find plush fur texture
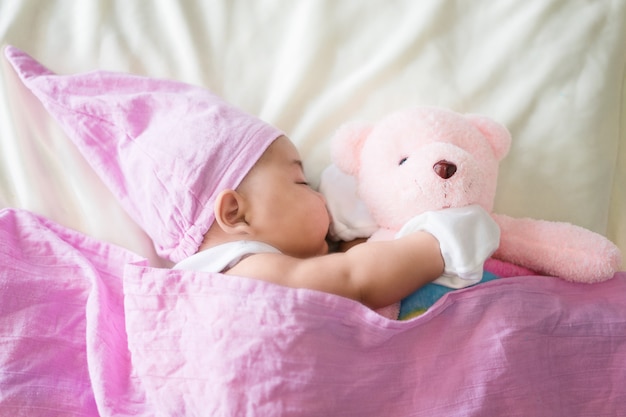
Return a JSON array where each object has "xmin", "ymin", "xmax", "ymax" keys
[{"xmin": 332, "ymin": 106, "xmax": 622, "ymax": 283}]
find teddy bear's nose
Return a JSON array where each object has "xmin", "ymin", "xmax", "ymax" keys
[{"xmin": 433, "ymin": 160, "xmax": 457, "ymax": 179}]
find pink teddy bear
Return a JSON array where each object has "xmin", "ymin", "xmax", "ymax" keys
[{"xmin": 327, "ymin": 106, "xmax": 622, "ymax": 283}]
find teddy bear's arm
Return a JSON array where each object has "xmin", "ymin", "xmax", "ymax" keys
[{"xmin": 491, "ymin": 213, "xmax": 622, "ymax": 283}]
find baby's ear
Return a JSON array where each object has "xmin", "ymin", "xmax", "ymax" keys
[
  {"xmin": 330, "ymin": 121, "xmax": 373, "ymax": 176},
  {"xmin": 213, "ymin": 189, "xmax": 250, "ymax": 234},
  {"xmin": 465, "ymin": 114, "xmax": 512, "ymax": 161}
]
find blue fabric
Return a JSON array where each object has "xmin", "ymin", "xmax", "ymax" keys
[{"xmin": 399, "ymin": 271, "xmax": 500, "ymax": 320}]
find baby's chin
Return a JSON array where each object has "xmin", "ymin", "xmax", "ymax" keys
[
  {"xmin": 306, "ymin": 239, "xmax": 330, "ymax": 257},
  {"xmin": 317, "ymin": 240, "xmax": 330, "ymax": 256},
  {"xmin": 283, "ymin": 239, "xmax": 329, "ymax": 258}
]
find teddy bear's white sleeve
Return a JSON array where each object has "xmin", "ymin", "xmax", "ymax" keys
[
  {"xmin": 395, "ymin": 205, "xmax": 500, "ymax": 289},
  {"xmin": 318, "ymin": 164, "xmax": 379, "ymax": 241}
]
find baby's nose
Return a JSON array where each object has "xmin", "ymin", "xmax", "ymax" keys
[{"xmin": 433, "ymin": 160, "xmax": 457, "ymax": 179}]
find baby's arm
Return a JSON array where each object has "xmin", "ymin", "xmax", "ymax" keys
[{"xmin": 226, "ymin": 231, "xmax": 443, "ymax": 309}]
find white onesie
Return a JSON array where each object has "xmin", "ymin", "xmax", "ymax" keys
[{"xmin": 173, "ymin": 240, "xmax": 281, "ymax": 273}]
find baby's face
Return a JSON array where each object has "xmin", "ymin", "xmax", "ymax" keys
[{"xmin": 236, "ymin": 136, "xmax": 330, "ymax": 258}]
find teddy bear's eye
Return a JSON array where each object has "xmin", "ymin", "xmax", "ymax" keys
[{"xmin": 398, "ymin": 157, "xmax": 408, "ymax": 166}]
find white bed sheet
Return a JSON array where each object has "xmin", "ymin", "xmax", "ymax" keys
[{"xmin": 0, "ymin": 0, "xmax": 624, "ymax": 265}]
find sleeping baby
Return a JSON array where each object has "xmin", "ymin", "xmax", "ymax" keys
[{"xmin": 5, "ymin": 45, "xmax": 499, "ymax": 312}]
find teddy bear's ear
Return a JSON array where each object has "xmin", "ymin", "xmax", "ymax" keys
[
  {"xmin": 465, "ymin": 114, "xmax": 512, "ymax": 161},
  {"xmin": 330, "ymin": 121, "xmax": 374, "ymax": 176}
]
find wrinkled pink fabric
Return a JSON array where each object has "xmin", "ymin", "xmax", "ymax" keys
[
  {"xmin": 1, "ymin": 208, "xmax": 626, "ymax": 416},
  {"xmin": 4, "ymin": 46, "xmax": 283, "ymax": 263},
  {"xmin": 0, "ymin": 208, "xmax": 147, "ymax": 416}
]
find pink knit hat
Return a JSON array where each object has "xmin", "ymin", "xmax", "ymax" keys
[{"xmin": 5, "ymin": 46, "xmax": 283, "ymax": 262}]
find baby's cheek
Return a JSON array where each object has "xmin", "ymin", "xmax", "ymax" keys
[{"xmin": 311, "ymin": 200, "xmax": 331, "ymax": 234}]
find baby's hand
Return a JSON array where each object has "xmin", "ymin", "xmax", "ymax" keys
[{"xmin": 395, "ymin": 205, "xmax": 500, "ymax": 288}]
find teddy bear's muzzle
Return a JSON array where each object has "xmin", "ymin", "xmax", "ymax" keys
[{"xmin": 433, "ymin": 160, "xmax": 457, "ymax": 179}]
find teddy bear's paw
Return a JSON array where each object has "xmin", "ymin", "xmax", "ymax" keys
[
  {"xmin": 560, "ymin": 241, "xmax": 622, "ymax": 283},
  {"xmin": 494, "ymin": 214, "xmax": 622, "ymax": 283}
]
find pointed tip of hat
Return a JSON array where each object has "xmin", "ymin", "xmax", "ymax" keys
[
  {"xmin": 4, "ymin": 45, "xmax": 54, "ymax": 82},
  {"xmin": 4, "ymin": 45, "xmax": 283, "ymax": 263}
]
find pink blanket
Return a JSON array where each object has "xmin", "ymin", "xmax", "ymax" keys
[{"xmin": 1, "ymin": 208, "xmax": 625, "ymax": 416}]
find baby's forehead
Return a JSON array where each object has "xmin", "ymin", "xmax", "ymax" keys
[
  {"xmin": 239, "ymin": 136, "xmax": 298, "ymax": 178},
  {"xmin": 259, "ymin": 136, "xmax": 301, "ymax": 164}
]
